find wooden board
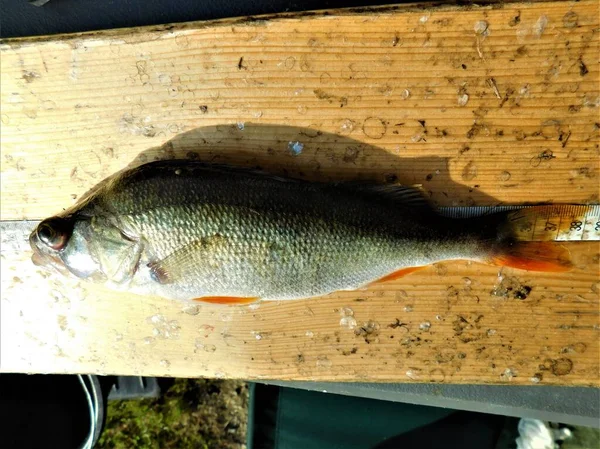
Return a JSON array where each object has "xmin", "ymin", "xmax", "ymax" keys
[{"xmin": 1, "ymin": 1, "xmax": 599, "ymax": 386}]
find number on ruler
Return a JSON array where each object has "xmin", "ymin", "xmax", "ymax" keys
[
  {"xmin": 544, "ymin": 221, "xmax": 558, "ymax": 231},
  {"xmin": 570, "ymin": 221, "xmax": 583, "ymax": 231},
  {"xmin": 595, "ymin": 221, "xmax": 600, "ymax": 232}
]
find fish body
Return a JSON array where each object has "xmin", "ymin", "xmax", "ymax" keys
[{"xmin": 30, "ymin": 161, "xmax": 571, "ymax": 304}]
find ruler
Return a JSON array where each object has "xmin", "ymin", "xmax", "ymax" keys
[
  {"xmin": 1, "ymin": 205, "xmax": 599, "ymax": 252},
  {"xmin": 439, "ymin": 204, "xmax": 600, "ymax": 242}
]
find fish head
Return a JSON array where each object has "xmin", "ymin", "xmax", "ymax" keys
[
  {"xmin": 30, "ymin": 214, "xmax": 108, "ymax": 282},
  {"xmin": 30, "ymin": 169, "xmax": 144, "ymax": 286},
  {"xmin": 30, "ymin": 213, "xmax": 142, "ymax": 284}
]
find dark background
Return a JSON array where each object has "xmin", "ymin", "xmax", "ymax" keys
[{"xmin": 1, "ymin": 0, "xmax": 407, "ymax": 38}]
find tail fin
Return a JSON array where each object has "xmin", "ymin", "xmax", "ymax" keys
[
  {"xmin": 480, "ymin": 206, "xmax": 576, "ymax": 273},
  {"xmin": 490, "ymin": 241, "xmax": 572, "ymax": 272}
]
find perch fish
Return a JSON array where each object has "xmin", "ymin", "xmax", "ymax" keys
[{"xmin": 30, "ymin": 161, "xmax": 572, "ymax": 304}]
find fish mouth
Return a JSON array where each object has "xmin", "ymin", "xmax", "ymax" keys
[
  {"xmin": 29, "ymin": 232, "xmax": 71, "ymax": 277},
  {"xmin": 31, "ymin": 250, "xmax": 71, "ymax": 276},
  {"xmin": 31, "ymin": 251, "xmax": 47, "ymax": 267}
]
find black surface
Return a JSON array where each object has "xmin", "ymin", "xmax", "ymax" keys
[
  {"xmin": 1, "ymin": 0, "xmax": 403, "ymax": 38},
  {"xmin": 374, "ymin": 412, "xmax": 513, "ymax": 449},
  {"xmin": 248, "ymin": 383, "xmax": 514, "ymax": 449},
  {"xmin": 265, "ymin": 380, "xmax": 600, "ymax": 428},
  {"xmin": 0, "ymin": 373, "xmax": 105, "ymax": 449}
]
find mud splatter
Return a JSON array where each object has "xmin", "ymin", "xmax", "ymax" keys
[
  {"xmin": 530, "ymin": 149, "xmax": 556, "ymax": 167},
  {"xmin": 491, "ymin": 275, "xmax": 533, "ymax": 300},
  {"xmin": 339, "ymin": 119, "xmax": 355, "ymax": 135},
  {"xmin": 419, "ymin": 321, "xmax": 431, "ymax": 331},
  {"xmin": 501, "ymin": 368, "xmax": 517, "ymax": 381},
  {"xmin": 474, "ymin": 20, "xmax": 489, "ymax": 58},
  {"xmin": 452, "ymin": 314, "xmax": 489, "ymax": 343},
  {"xmin": 474, "ymin": 20, "xmax": 489, "ymax": 36},
  {"xmin": 509, "ymin": 11, "xmax": 521, "ymax": 27},
  {"xmin": 339, "ymin": 307, "xmax": 357, "ymax": 329},
  {"xmin": 458, "ymin": 83, "xmax": 469, "ymax": 106},
  {"xmin": 533, "ymin": 15, "xmax": 548, "ymax": 37},
  {"xmin": 498, "ymin": 171, "xmax": 511, "ymax": 182},
  {"xmin": 316, "ymin": 356, "xmax": 332, "ymax": 368},
  {"xmin": 388, "ymin": 319, "xmax": 408, "ymax": 330},
  {"xmin": 530, "ymin": 373, "xmax": 543, "ymax": 383},
  {"xmin": 560, "ymin": 343, "xmax": 587, "ymax": 354},
  {"xmin": 461, "ymin": 161, "xmax": 478, "ymax": 181},
  {"xmin": 342, "ymin": 146, "xmax": 362, "ymax": 164},
  {"xmin": 313, "ymin": 89, "xmax": 348, "ymax": 107},
  {"xmin": 341, "ymin": 347, "xmax": 358, "ymax": 356},
  {"xmin": 354, "ymin": 320, "xmax": 380, "ymax": 344},
  {"xmin": 543, "ymin": 358, "xmax": 573, "ymax": 376},
  {"xmin": 466, "ymin": 122, "xmax": 487, "ymax": 139},
  {"xmin": 22, "ymin": 71, "xmax": 40, "ymax": 83},
  {"xmin": 562, "ymin": 11, "xmax": 578, "ymax": 28},
  {"xmin": 362, "ymin": 117, "xmax": 387, "ymax": 139}
]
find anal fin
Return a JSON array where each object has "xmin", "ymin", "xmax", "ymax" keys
[{"xmin": 369, "ymin": 266, "xmax": 427, "ymax": 285}]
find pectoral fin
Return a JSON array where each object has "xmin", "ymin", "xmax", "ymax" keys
[{"xmin": 148, "ymin": 234, "xmax": 228, "ymax": 285}]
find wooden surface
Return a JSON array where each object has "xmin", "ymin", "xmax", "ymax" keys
[{"xmin": 1, "ymin": 1, "xmax": 599, "ymax": 385}]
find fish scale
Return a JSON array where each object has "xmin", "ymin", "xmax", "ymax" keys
[{"xmin": 94, "ymin": 165, "xmax": 458, "ymax": 300}]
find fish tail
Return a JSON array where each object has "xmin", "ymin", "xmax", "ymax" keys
[{"xmin": 478, "ymin": 206, "xmax": 573, "ymax": 272}]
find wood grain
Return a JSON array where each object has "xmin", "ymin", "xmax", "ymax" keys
[{"xmin": 1, "ymin": 1, "xmax": 599, "ymax": 385}]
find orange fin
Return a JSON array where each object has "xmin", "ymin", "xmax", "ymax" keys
[
  {"xmin": 193, "ymin": 296, "xmax": 260, "ymax": 305},
  {"xmin": 370, "ymin": 266, "xmax": 427, "ymax": 285},
  {"xmin": 491, "ymin": 242, "xmax": 572, "ymax": 272}
]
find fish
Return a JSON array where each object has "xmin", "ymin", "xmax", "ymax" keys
[{"xmin": 29, "ymin": 160, "xmax": 573, "ymax": 305}]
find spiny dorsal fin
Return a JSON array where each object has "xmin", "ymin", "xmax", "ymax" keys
[
  {"xmin": 123, "ymin": 160, "xmax": 298, "ymax": 186},
  {"xmin": 123, "ymin": 160, "xmax": 434, "ymax": 210}
]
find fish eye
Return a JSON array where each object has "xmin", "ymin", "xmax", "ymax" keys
[{"xmin": 36, "ymin": 218, "xmax": 71, "ymax": 251}]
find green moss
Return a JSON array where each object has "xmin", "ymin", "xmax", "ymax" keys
[
  {"xmin": 97, "ymin": 379, "xmax": 248, "ymax": 449},
  {"xmin": 562, "ymin": 426, "xmax": 600, "ymax": 449}
]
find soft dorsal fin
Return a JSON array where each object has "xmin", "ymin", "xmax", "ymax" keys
[
  {"xmin": 333, "ymin": 181, "xmax": 433, "ymax": 210},
  {"xmin": 364, "ymin": 184, "xmax": 432, "ymax": 208}
]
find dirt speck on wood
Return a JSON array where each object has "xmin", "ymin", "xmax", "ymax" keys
[{"xmin": 97, "ymin": 379, "xmax": 248, "ymax": 449}]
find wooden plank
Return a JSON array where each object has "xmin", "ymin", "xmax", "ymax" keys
[{"xmin": 1, "ymin": 1, "xmax": 599, "ymax": 385}]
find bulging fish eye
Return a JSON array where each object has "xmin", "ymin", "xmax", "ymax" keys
[{"xmin": 36, "ymin": 218, "xmax": 72, "ymax": 251}]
